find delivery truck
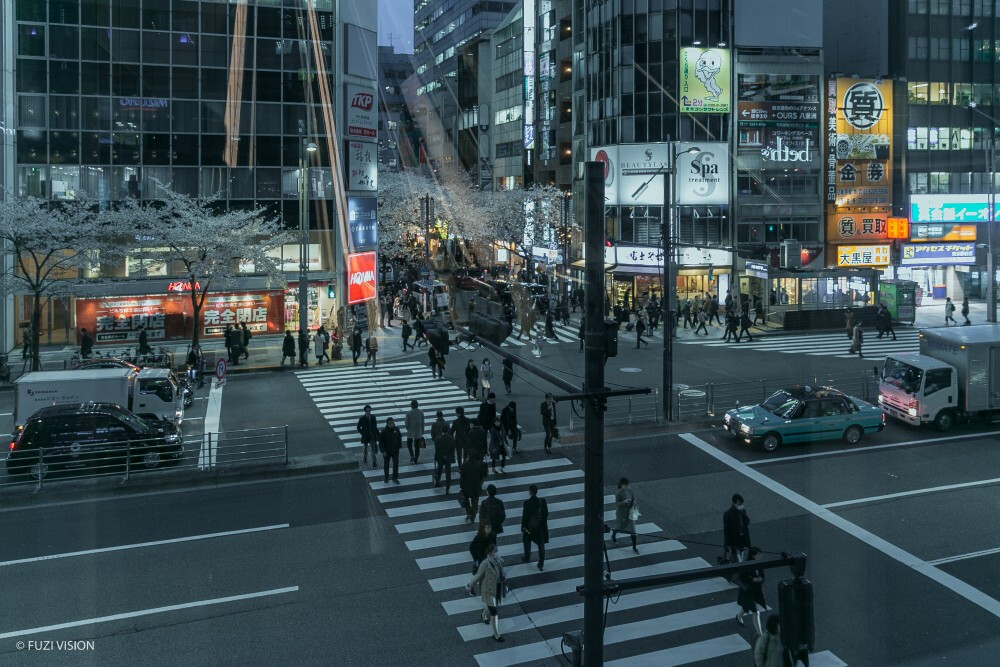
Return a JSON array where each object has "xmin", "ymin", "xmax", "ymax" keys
[
  {"xmin": 14, "ymin": 368, "xmax": 184, "ymax": 428},
  {"xmin": 879, "ymin": 324, "xmax": 1000, "ymax": 431}
]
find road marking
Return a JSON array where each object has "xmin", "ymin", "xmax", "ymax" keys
[
  {"xmin": 603, "ymin": 635, "xmax": 750, "ymax": 667},
  {"xmin": 370, "ymin": 458, "xmax": 573, "ymax": 490},
  {"xmin": 405, "ymin": 509, "xmax": 617, "ymax": 551},
  {"xmin": 384, "ymin": 482, "xmax": 586, "ymax": 518},
  {"xmin": 681, "ymin": 432, "xmax": 1000, "ymax": 621},
  {"xmin": 746, "ymin": 430, "xmax": 1000, "ymax": 466},
  {"xmin": 0, "ymin": 524, "xmax": 290, "ymax": 567},
  {"xmin": 395, "ymin": 495, "xmax": 615, "ymax": 535},
  {"xmin": 377, "ymin": 469, "xmax": 584, "ymax": 504},
  {"xmin": 823, "ymin": 476, "xmax": 1000, "ymax": 509},
  {"xmin": 928, "ymin": 546, "xmax": 1000, "ymax": 566},
  {"xmin": 0, "ymin": 586, "xmax": 299, "ymax": 640}
]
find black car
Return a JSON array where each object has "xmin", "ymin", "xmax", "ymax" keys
[{"xmin": 6, "ymin": 403, "xmax": 183, "ymax": 479}]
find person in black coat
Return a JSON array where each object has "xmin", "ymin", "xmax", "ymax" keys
[
  {"xmin": 379, "ymin": 417, "xmax": 403, "ymax": 484},
  {"xmin": 224, "ymin": 324, "xmax": 234, "ymax": 363},
  {"xmin": 541, "ymin": 394, "xmax": 557, "ymax": 454},
  {"xmin": 296, "ymin": 329, "xmax": 309, "ymax": 366},
  {"xmin": 478, "ymin": 483, "xmax": 507, "ymax": 536},
  {"xmin": 137, "ymin": 326, "xmax": 150, "ymax": 355},
  {"xmin": 521, "ymin": 484, "xmax": 549, "ymax": 570},
  {"xmin": 735, "ymin": 547, "xmax": 766, "ymax": 635},
  {"xmin": 465, "ymin": 360, "xmax": 479, "ymax": 399},
  {"xmin": 736, "ymin": 310, "xmax": 754, "ymax": 343},
  {"xmin": 876, "ymin": 303, "xmax": 897, "ymax": 340},
  {"xmin": 401, "ymin": 319, "xmax": 414, "ymax": 351},
  {"xmin": 451, "ymin": 406, "xmax": 472, "ymax": 464},
  {"xmin": 79, "ymin": 328, "xmax": 94, "ymax": 359},
  {"xmin": 351, "ymin": 328, "xmax": 363, "ymax": 365},
  {"xmin": 501, "ymin": 358, "xmax": 514, "ymax": 395},
  {"xmin": 477, "ymin": 393, "xmax": 497, "ymax": 430},
  {"xmin": 723, "ymin": 493, "xmax": 751, "ymax": 562},
  {"xmin": 356, "ymin": 404, "xmax": 379, "ymax": 467},
  {"xmin": 414, "ymin": 316, "xmax": 427, "ymax": 347},
  {"xmin": 468, "ymin": 422, "xmax": 488, "ymax": 462},
  {"xmin": 281, "ymin": 330, "xmax": 296, "ymax": 366},
  {"xmin": 241, "ymin": 322, "xmax": 252, "ymax": 359},
  {"xmin": 433, "ymin": 428, "xmax": 456, "ymax": 494},
  {"xmin": 460, "ymin": 455, "xmax": 488, "ymax": 523},
  {"xmin": 500, "ymin": 401, "xmax": 519, "ymax": 453}
]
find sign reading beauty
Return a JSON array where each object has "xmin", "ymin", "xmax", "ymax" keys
[{"xmin": 347, "ymin": 251, "xmax": 378, "ymax": 304}]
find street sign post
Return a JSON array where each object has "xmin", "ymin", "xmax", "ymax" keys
[{"xmin": 215, "ymin": 358, "xmax": 227, "ymax": 387}]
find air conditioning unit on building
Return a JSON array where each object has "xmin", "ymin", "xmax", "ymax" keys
[{"xmin": 781, "ymin": 240, "xmax": 803, "ymax": 269}]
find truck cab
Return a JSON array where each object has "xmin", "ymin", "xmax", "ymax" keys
[
  {"xmin": 134, "ymin": 369, "xmax": 185, "ymax": 426},
  {"xmin": 879, "ymin": 352, "xmax": 958, "ymax": 430}
]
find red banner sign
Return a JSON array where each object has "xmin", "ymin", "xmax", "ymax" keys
[{"xmin": 347, "ymin": 252, "xmax": 378, "ymax": 304}]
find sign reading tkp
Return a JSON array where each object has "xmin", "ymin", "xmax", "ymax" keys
[
  {"xmin": 346, "ymin": 83, "xmax": 377, "ymax": 138},
  {"xmin": 347, "ymin": 251, "xmax": 377, "ymax": 304}
]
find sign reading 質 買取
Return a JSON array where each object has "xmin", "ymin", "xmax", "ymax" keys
[
  {"xmin": 901, "ymin": 243, "xmax": 976, "ymax": 266},
  {"xmin": 826, "ymin": 213, "xmax": 889, "ymax": 242},
  {"xmin": 836, "ymin": 245, "xmax": 891, "ymax": 267}
]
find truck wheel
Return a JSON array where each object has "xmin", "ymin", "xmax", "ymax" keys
[
  {"xmin": 761, "ymin": 433, "xmax": 781, "ymax": 452},
  {"xmin": 933, "ymin": 410, "xmax": 954, "ymax": 432},
  {"xmin": 843, "ymin": 425, "xmax": 864, "ymax": 445}
]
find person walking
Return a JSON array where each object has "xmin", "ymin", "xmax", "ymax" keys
[
  {"xmin": 636, "ymin": 316, "xmax": 649, "ymax": 347},
  {"xmin": 414, "ymin": 315, "xmax": 428, "ymax": 346},
  {"xmin": 314, "ymin": 326, "xmax": 328, "ymax": 365},
  {"xmin": 351, "ymin": 327, "xmax": 363, "ymax": 365},
  {"xmin": 297, "ymin": 329, "xmax": 309, "ymax": 367},
  {"xmin": 502, "ymin": 358, "xmax": 514, "ymax": 395},
  {"xmin": 479, "ymin": 483, "xmax": 507, "ymax": 537},
  {"xmin": 722, "ymin": 311, "xmax": 738, "ymax": 342},
  {"xmin": 224, "ymin": 324, "xmax": 235, "ymax": 363},
  {"xmin": 480, "ymin": 358, "xmax": 494, "ymax": 396},
  {"xmin": 405, "ymin": 399, "xmax": 425, "ymax": 464},
  {"xmin": 501, "ymin": 401, "xmax": 519, "ymax": 454},
  {"xmin": 137, "ymin": 325, "xmax": 151, "ymax": 355},
  {"xmin": 401, "ymin": 319, "xmax": 414, "ymax": 351},
  {"xmin": 468, "ymin": 419, "xmax": 488, "ymax": 463},
  {"xmin": 488, "ymin": 417, "xmax": 508, "ymax": 474},
  {"xmin": 736, "ymin": 547, "xmax": 767, "ymax": 636},
  {"xmin": 753, "ymin": 615, "xmax": 785, "ymax": 667},
  {"xmin": 432, "ymin": 411, "xmax": 456, "ymax": 493},
  {"xmin": 364, "ymin": 331, "xmax": 379, "ymax": 368},
  {"xmin": 465, "ymin": 360, "xmax": 479, "ymax": 400},
  {"xmin": 281, "ymin": 330, "xmax": 296, "ymax": 366},
  {"xmin": 945, "ymin": 297, "xmax": 957, "ymax": 325},
  {"xmin": 80, "ymin": 328, "xmax": 94, "ymax": 359},
  {"xmin": 241, "ymin": 322, "xmax": 252, "ymax": 360},
  {"xmin": 682, "ymin": 298, "xmax": 693, "ymax": 329},
  {"xmin": 708, "ymin": 295, "xmax": 722, "ymax": 326},
  {"xmin": 521, "ymin": 484, "xmax": 549, "ymax": 570},
  {"xmin": 466, "ymin": 542, "xmax": 506, "ymax": 643},
  {"xmin": 469, "ymin": 522, "xmax": 494, "ymax": 572},
  {"xmin": 379, "ymin": 417, "xmax": 402, "ymax": 484},
  {"xmin": 849, "ymin": 321, "xmax": 864, "ymax": 357},
  {"xmin": 533, "ymin": 329, "xmax": 545, "ymax": 357},
  {"xmin": 451, "ymin": 406, "xmax": 472, "ymax": 464},
  {"xmin": 736, "ymin": 308, "xmax": 754, "ymax": 343},
  {"xmin": 229, "ymin": 325, "xmax": 243, "ymax": 365},
  {"xmin": 876, "ymin": 303, "xmax": 896, "ymax": 340},
  {"xmin": 356, "ymin": 404, "xmax": 379, "ymax": 467},
  {"xmin": 723, "ymin": 493, "xmax": 752, "ymax": 562},
  {"xmin": 460, "ymin": 454, "xmax": 487, "ymax": 523},
  {"xmin": 694, "ymin": 307, "xmax": 709, "ymax": 336},
  {"xmin": 752, "ymin": 298, "xmax": 765, "ymax": 327},
  {"xmin": 541, "ymin": 393, "xmax": 558, "ymax": 454},
  {"xmin": 477, "ymin": 392, "xmax": 498, "ymax": 430},
  {"xmin": 961, "ymin": 296, "xmax": 971, "ymax": 325},
  {"xmin": 611, "ymin": 477, "xmax": 639, "ymax": 553},
  {"xmin": 429, "ymin": 344, "xmax": 443, "ymax": 378}
]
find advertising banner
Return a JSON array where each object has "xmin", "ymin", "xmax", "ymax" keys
[
  {"xmin": 910, "ymin": 222, "xmax": 977, "ymax": 242},
  {"xmin": 901, "ymin": 243, "xmax": 977, "ymax": 266},
  {"xmin": 675, "ymin": 142, "xmax": 729, "ymax": 205},
  {"xmin": 347, "ymin": 197, "xmax": 378, "ymax": 251},
  {"xmin": 346, "ymin": 84, "xmax": 377, "ymax": 138},
  {"xmin": 826, "ymin": 78, "xmax": 893, "ymax": 208},
  {"xmin": 347, "ymin": 140, "xmax": 377, "ymax": 191},
  {"xmin": 835, "ymin": 244, "xmax": 891, "ymax": 267},
  {"xmin": 826, "ymin": 213, "xmax": 889, "ymax": 243},
  {"xmin": 347, "ymin": 251, "xmax": 378, "ymax": 304},
  {"xmin": 201, "ymin": 292, "xmax": 284, "ymax": 337},
  {"xmin": 679, "ymin": 48, "xmax": 731, "ymax": 113},
  {"xmin": 909, "ymin": 194, "xmax": 998, "ymax": 223}
]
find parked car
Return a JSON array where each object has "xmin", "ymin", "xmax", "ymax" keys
[
  {"xmin": 6, "ymin": 402, "xmax": 183, "ymax": 480},
  {"xmin": 723, "ymin": 385, "xmax": 885, "ymax": 452},
  {"xmin": 72, "ymin": 357, "xmax": 194, "ymax": 408}
]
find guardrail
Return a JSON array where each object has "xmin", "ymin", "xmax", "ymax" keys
[
  {"xmin": 0, "ymin": 425, "xmax": 288, "ymax": 491},
  {"xmin": 565, "ymin": 391, "xmax": 660, "ymax": 432}
]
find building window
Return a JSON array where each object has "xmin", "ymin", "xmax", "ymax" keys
[
  {"xmin": 908, "ymin": 81, "xmax": 929, "ymax": 103},
  {"xmin": 953, "ymin": 82, "xmax": 973, "ymax": 105},
  {"xmin": 953, "ymin": 37, "xmax": 971, "ymax": 60},
  {"xmin": 909, "ymin": 172, "xmax": 928, "ymax": 194},
  {"xmin": 974, "ymin": 39, "xmax": 993, "ymax": 61},
  {"xmin": 953, "ymin": 0, "xmax": 972, "ymax": 14},
  {"xmin": 909, "ymin": 0, "xmax": 929, "ymax": 12},
  {"xmin": 929, "ymin": 172, "xmax": 950, "ymax": 193},
  {"xmin": 908, "ymin": 36, "xmax": 929, "ymax": 59},
  {"xmin": 930, "ymin": 36, "xmax": 950, "ymax": 59},
  {"xmin": 929, "ymin": 82, "xmax": 950, "ymax": 104},
  {"xmin": 929, "ymin": 0, "xmax": 950, "ymax": 13}
]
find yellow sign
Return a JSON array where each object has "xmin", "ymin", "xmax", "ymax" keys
[
  {"xmin": 827, "ymin": 213, "xmax": 889, "ymax": 243},
  {"xmin": 826, "ymin": 78, "xmax": 893, "ymax": 209},
  {"xmin": 836, "ymin": 245, "xmax": 891, "ymax": 267},
  {"xmin": 679, "ymin": 48, "xmax": 730, "ymax": 114},
  {"xmin": 887, "ymin": 217, "xmax": 909, "ymax": 240}
]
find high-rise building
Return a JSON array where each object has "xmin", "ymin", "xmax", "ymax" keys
[{"xmin": 377, "ymin": 45, "xmax": 416, "ymax": 171}]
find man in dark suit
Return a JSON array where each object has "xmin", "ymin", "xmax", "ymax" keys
[
  {"xmin": 356, "ymin": 404, "xmax": 379, "ymax": 467},
  {"xmin": 476, "ymin": 393, "xmax": 497, "ymax": 430},
  {"xmin": 478, "ymin": 484, "xmax": 506, "ymax": 543},
  {"xmin": 379, "ymin": 417, "xmax": 403, "ymax": 484},
  {"xmin": 521, "ymin": 484, "xmax": 549, "ymax": 570}
]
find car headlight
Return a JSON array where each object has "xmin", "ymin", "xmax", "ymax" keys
[
  {"xmin": 877, "ymin": 394, "xmax": 884, "ymax": 403},
  {"xmin": 907, "ymin": 407, "xmax": 918, "ymax": 417},
  {"xmin": 740, "ymin": 423, "xmax": 752, "ymax": 435}
]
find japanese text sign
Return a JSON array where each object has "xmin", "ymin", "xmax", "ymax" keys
[{"xmin": 836, "ymin": 245, "xmax": 891, "ymax": 267}]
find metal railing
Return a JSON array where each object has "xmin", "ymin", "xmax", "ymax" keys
[
  {"xmin": 0, "ymin": 425, "xmax": 288, "ymax": 492},
  {"xmin": 673, "ymin": 370, "xmax": 879, "ymax": 420},
  {"xmin": 566, "ymin": 390, "xmax": 660, "ymax": 432}
]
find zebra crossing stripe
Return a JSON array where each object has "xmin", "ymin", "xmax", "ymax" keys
[
  {"xmin": 369, "ymin": 458, "xmax": 573, "ymax": 491},
  {"xmin": 384, "ymin": 482, "xmax": 585, "ymax": 518},
  {"xmin": 404, "ymin": 509, "xmax": 617, "ymax": 552},
  {"xmin": 395, "ymin": 495, "xmax": 612, "ymax": 536},
  {"xmin": 376, "ymin": 469, "xmax": 583, "ymax": 504},
  {"xmin": 603, "ymin": 635, "xmax": 750, "ymax": 667}
]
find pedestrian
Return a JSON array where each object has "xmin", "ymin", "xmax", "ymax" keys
[
  {"xmin": 469, "ymin": 419, "xmax": 488, "ymax": 462},
  {"xmin": 224, "ymin": 324, "xmax": 234, "ymax": 362},
  {"xmin": 80, "ymin": 327, "xmax": 94, "ymax": 359},
  {"xmin": 736, "ymin": 547, "xmax": 766, "ymax": 636},
  {"xmin": 460, "ymin": 453, "xmax": 487, "ymax": 523},
  {"xmin": 961, "ymin": 296, "xmax": 971, "ymax": 325},
  {"xmin": 723, "ymin": 493, "xmax": 752, "ymax": 562},
  {"xmin": 314, "ymin": 326, "xmax": 328, "ymax": 365},
  {"xmin": 636, "ymin": 315, "xmax": 649, "ymax": 347},
  {"xmin": 694, "ymin": 307, "xmax": 709, "ymax": 336},
  {"xmin": 736, "ymin": 308, "xmax": 754, "ymax": 343},
  {"xmin": 241, "ymin": 322, "xmax": 252, "ymax": 360},
  {"xmin": 876, "ymin": 303, "xmax": 896, "ymax": 340},
  {"xmin": 351, "ymin": 327, "xmax": 363, "ymax": 365},
  {"xmin": 611, "ymin": 477, "xmax": 639, "ymax": 553},
  {"xmin": 850, "ymin": 321, "xmax": 864, "ymax": 357},
  {"xmin": 541, "ymin": 393, "xmax": 558, "ymax": 454},
  {"xmin": 281, "ymin": 330, "xmax": 296, "ymax": 366},
  {"xmin": 432, "ymin": 411, "xmax": 456, "ymax": 493},
  {"xmin": 488, "ymin": 417, "xmax": 508, "ymax": 474},
  {"xmin": 379, "ymin": 416, "xmax": 402, "ymax": 484},
  {"xmin": 293, "ymin": 329, "xmax": 306, "ymax": 367},
  {"xmin": 405, "ymin": 399, "xmax": 425, "ymax": 464},
  {"xmin": 480, "ymin": 358, "xmax": 493, "ymax": 395},
  {"xmin": 21, "ymin": 323, "xmax": 32, "ymax": 364},
  {"xmin": 578, "ymin": 315, "xmax": 585, "ymax": 352},
  {"xmin": 545, "ymin": 309, "xmax": 556, "ymax": 339},
  {"xmin": 722, "ymin": 311, "xmax": 736, "ymax": 342},
  {"xmin": 465, "ymin": 359, "xmax": 479, "ymax": 399},
  {"xmin": 708, "ymin": 295, "xmax": 722, "ymax": 325},
  {"xmin": 533, "ymin": 329, "xmax": 545, "ymax": 357},
  {"xmin": 477, "ymin": 392, "xmax": 497, "ymax": 430},
  {"xmin": 429, "ymin": 344, "xmax": 443, "ymax": 378},
  {"xmin": 414, "ymin": 315, "xmax": 428, "ymax": 346},
  {"xmin": 479, "ymin": 483, "xmax": 507, "ymax": 537},
  {"xmin": 364, "ymin": 331, "xmax": 379, "ymax": 368},
  {"xmin": 845, "ymin": 308, "xmax": 856, "ymax": 340},
  {"xmin": 357, "ymin": 404, "xmax": 379, "ymax": 467},
  {"xmin": 521, "ymin": 484, "xmax": 549, "ymax": 570},
  {"xmin": 401, "ymin": 319, "xmax": 414, "ymax": 351},
  {"xmin": 466, "ymin": 541, "xmax": 506, "ymax": 643},
  {"xmin": 753, "ymin": 615, "xmax": 785, "ymax": 667},
  {"xmin": 945, "ymin": 297, "xmax": 957, "ymax": 325},
  {"xmin": 613, "ymin": 302, "xmax": 623, "ymax": 329},
  {"xmin": 451, "ymin": 405, "xmax": 472, "ymax": 464},
  {"xmin": 502, "ymin": 358, "xmax": 514, "ymax": 395},
  {"xmin": 469, "ymin": 522, "xmax": 494, "ymax": 572},
  {"xmin": 137, "ymin": 325, "xmax": 150, "ymax": 355},
  {"xmin": 682, "ymin": 298, "xmax": 693, "ymax": 328},
  {"xmin": 753, "ymin": 298, "xmax": 765, "ymax": 326},
  {"xmin": 501, "ymin": 401, "xmax": 519, "ymax": 454}
]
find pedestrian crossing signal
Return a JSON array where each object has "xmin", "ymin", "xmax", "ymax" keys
[{"xmin": 778, "ymin": 577, "xmax": 815, "ymax": 654}]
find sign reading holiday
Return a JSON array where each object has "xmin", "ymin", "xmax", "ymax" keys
[
  {"xmin": 347, "ymin": 251, "xmax": 378, "ymax": 304},
  {"xmin": 347, "ymin": 197, "xmax": 378, "ymax": 251},
  {"xmin": 901, "ymin": 243, "xmax": 976, "ymax": 266},
  {"xmin": 679, "ymin": 48, "xmax": 731, "ymax": 114},
  {"xmin": 835, "ymin": 244, "xmax": 891, "ymax": 268},
  {"xmin": 346, "ymin": 84, "xmax": 377, "ymax": 138},
  {"xmin": 826, "ymin": 78, "xmax": 893, "ymax": 208}
]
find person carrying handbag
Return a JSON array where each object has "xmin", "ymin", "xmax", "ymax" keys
[
  {"xmin": 480, "ymin": 358, "xmax": 493, "ymax": 394},
  {"xmin": 611, "ymin": 477, "xmax": 639, "ymax": 553},
  {"xmin": 466, "ymin": 542, "xmax": 506, "ymax": 643},
  {"xmin": 753, "ymin": 615, "xmax": 787, "ymax": 667}
]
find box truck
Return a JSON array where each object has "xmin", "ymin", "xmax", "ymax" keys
[
  {"xmin": 15, "ymin": 368, "xmax": 184, "ymax": 428},
  {"xmin": 879, "ymin": 324, "xmax": 1000, "ymax": 431}
]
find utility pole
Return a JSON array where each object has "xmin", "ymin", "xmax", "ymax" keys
[
  {"xmin": 661, "ymin": 164, "xmax": 674, "ymax": 421},
  {"xmin": 988, "ymin": 136, "xmax": 997, "ymax": 322}
]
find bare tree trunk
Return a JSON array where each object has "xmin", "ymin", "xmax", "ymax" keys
[
  {"xmin": 190, "ymin": 288, "xmax": 200, "ymax": 349},
  {"xmin": 31, "ymin": 290, "xmax": 42, "ymax": 372}
]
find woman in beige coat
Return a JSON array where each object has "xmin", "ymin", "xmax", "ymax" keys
[{"xmin": 467, "ymin": 542, "xmax": 506, "ymax": 642}]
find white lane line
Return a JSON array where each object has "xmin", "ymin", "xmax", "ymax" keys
[
  {"xmin": 472, "ymin": 603, "xmax": 736, "ymax": 667},
  {"xmin": 0, "ymin": 524, "xmax": 290, "ymax": 567},
  {"xmin": 369, "ymin": 458, "xmax": 573, "ymax": 490},
  {"xmin": 376, "ymin": 469, "xmax": 583, "ymax": 504},
  {"xmin": 604, "ymin": 634, "xmax": 750, "ymax": 667},
  {"xmin": 0, "ymin": 412, "xmax": 12, "ymax": 417},
  {"xmin": 746, "ymin": 430, "xmax": 1000, "ymax": 466},
  {"xmin": 364, "ymin": 461, "xmax": 436, "ymax": 477},
  {"xmin": 397, "ymin": 495, "xmax": 614, "ymax": 535},
  {"xmin": 928, "ymin": 546, "xmax": 1000, "ymax": 566},
  {"xmin": 200, "ymin": 377, "xmax": 224, "ymax": 469},
  {"xmin": 0, "ymin": 586, "xmax": 300, "ymax": 640},
  {"xmin": 681, "ymin": 432, "xmax": 1000, "ymax": 621},
  {"xmin": 823, "ymin": 476, "xmax": 1000, "ymax": 509},
  {"xmin": 429, "ymin": 539, "xmax": 686, "ymax": 593},
  {"xmin": 807, "ymin": 651, "xmax": 850, "ymax": 666},
  {"xmin": 385, "ymin": 483, "xmax": 585, "ymax": 518},
  {"xmin": 406, "ymin": 510, "xmax": 616, "ymax": 552}
]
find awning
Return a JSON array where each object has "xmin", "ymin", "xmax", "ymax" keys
[
  {"xmin": 570, "ymin": 260, "xmax": 616, "ymax": 271},
  {"xmin": 612, "ymin": 265, "xmax": 664, "ymax": 276}
]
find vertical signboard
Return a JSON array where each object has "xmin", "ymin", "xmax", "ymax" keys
[
  {"xmin": 346, "ymin": 84, "xmax": 377, "ymax": 138},
  {"xmin": 523, "ymin": 0, "xmax": 536, "ymax": 151},
  {"xmin": 347, "ymin": 140, "xmax": 377, "ymax": 191},
  {"xmin": 346, "ymin": 251, "xmax": 378, "ymax": 304},
  {"xmin": 347, "ymin": 197, "xmax": 378, "ymax": 251},
  {"xmin": 679, "ymin": 48, "xmax": 731, "ymax": 114},
  {"xmin": 675, "ymin": 142, "xmax": 730, "ymax": 205}
]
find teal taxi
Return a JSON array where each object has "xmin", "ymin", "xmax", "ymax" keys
[{"xmin": 722, "ymin": 385, "xmax": 885, "ymax": 452}]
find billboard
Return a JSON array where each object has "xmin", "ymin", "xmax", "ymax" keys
[
  {"xmin": 347, "ymin": 197, "xmax": 378, "ymax": 251},
  {"xmin": 826, "ymin": 213, "xmax": 889, "ymax": 243},
  {"xmin": 910, "ymin": 194, "xmax": 998, "ymax": 223},
  {"xmin": 675, "ymin": 142, "xmax": 729, "ymax": 205},
  {"xmin": 826, "ymin": 78, "xmax": 893, "ymax": 208},
  {"xmin": 347, "ymin": 251, "xmax": 378, "ymax": 304},
  {"xmin": 910, "ymin": 222, "xmax": 977, "ymax": 242},
  {"xmin": 901, "ymin": 243, "xmax": 976, "ymax": 266},
  {"xmin": 835, "ymin": 245, "xmax": 891, "ymax": 267},
  {"xmin": 346, "ymin": 140, "xmax": 377, "ymax": 191},
  {"xmin": 679, "ymin": 48, "xmax": 731, "ymax": 113},
  {"xmin": 346, "ymin": 84, "xmax": 377, "ymax": 138}
]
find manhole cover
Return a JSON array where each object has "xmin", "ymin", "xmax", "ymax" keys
[
  {"xmin": 679, "ymin": 389, "xmax": 706, "ymax": 398},
  {"xmin": 619, "ymin": 367, "xmax": 642, "ymax": 373}
]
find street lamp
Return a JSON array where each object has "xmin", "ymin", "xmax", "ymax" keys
[
  {"xmin": 969, "ymin": 102, "xmax": 998, "ymax": 323},
  {"xmin": 298, "ymin": 140, "xmax": 318, "ymax": 339}
]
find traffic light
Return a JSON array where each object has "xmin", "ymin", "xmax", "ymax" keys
[
  {"xmin": 327, "ymin": 285, "xmax": 336, "ymax": 299},
  {"xmin": 469, "ymin": 313, "xmax": 512, "ymax": 346},
  {"xmin": 424, "ymin": 324, "xmax": 450, "ymax": 356},
  {"xmin": 778, "ymin": 577, "xmax": 815, "ymax": 654},
  {"xmin": 603, "ymin": 318, "xmax": 619, "ymax": 358}
]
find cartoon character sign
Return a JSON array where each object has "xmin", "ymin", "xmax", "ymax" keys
[{"xmin": 695, "ymin": 52, "xmax": 723, "ymax": 101}]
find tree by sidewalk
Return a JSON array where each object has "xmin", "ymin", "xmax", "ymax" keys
[
  {"xmin": 0, "ymin": 195, "xmax": 127, "ymax": 371},
  {"xmin": 122, "ymin": 184, "xmax": 289, "ymax": 349}
]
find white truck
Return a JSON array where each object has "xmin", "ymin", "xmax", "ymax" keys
[
  {"xmin": 879, "ymin": 324, "xmax": 1000, "ymax": 431},
  {"xmin": 14, "ymin": 368, "xmax": 185, "ymax": 428}
]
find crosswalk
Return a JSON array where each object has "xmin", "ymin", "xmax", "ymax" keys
[
  {"xmin": 677, "ymin": 328, "xmax": 919, "ymax": 361},
  {"xmin": 501, "ymin": 321, "xmax": 579, "ymax": 347},
  {"xmin": 364, "ymin": 457, "xmax": 847, "ymax": 666},
  {"xmin": 295, "ymin": 361, "xmax": 480, "ymax": 449}
]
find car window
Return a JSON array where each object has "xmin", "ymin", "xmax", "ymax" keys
[
  {"xmin": 762, "ymin": 391, "xmax": 793, "ymax": 413},
  {"xmin": 924, "ymin": 368, "xmax": 952, "ymax": 397},
  {"xmin": 821, "ymin": 399, "xmax": 849, "ymax": 416},
  {"xmin": 94, "ymin": 416, "xmax": 128, "ymax": 436},
  {"xmin": 801, "ymin": 401, "xmax": 823, "ymax": 419},
  {"xmin": 140, "ymin": 377, "xmax": 174, "ymax": 402}
]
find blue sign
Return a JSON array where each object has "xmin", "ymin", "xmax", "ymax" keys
[
  {"xmin": 347, "ymin": 197, "xmax": 377, "ymax": 251},
  {"xmin": 909, "ymin": 194, "xmax": 999, "ymax": 223},
  {"xmin": 900, "ymin": 242, "xmax": 976, "ymax": 266}
]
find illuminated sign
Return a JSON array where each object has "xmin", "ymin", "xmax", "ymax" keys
[
  {"xmin": 523, "ymin": 0, "xmax": 535, "ymax": 149},
  {"xmin": 118, "ymin": 97, "xmax": 168, "ymax": 111},
  {"xmin": 346, "ymin": 83, "xmax": 377, "ymax": 138},
  {"xmin": 901, "ymin": 243, "xmax": 976, "ymax": 266},
  {"xmin": 679, "ymin": 48, "xmax": 731, "ymax": 114},
  {"xmin": 827, "ymin": 78, "xmax": 893, "ymax": 208},
  {"xmin": 347, "ymin": 251, "xmax": 378, "ymax": 304},
  {"xmin": 887, "ymin": 217, "xmax": 909, "ymax": 240},
  {"xmin": 910, "ymin": 223, "xmax": 977, "ymax": 242},
  {"xmin": 836, "ymin": 245, "xmax": 890, "ymax": 267},
  {"xmin": 745, "ymin": 261, "xmax": 769, "ymax": 278},
  {"xmin": 909, "ymin": 194, "xmax": 999, "ymax": 223},
  {"xmin": 167, "ymin": 281, "xmax": 202, "ymax": 292},
  {"xmin": 347, "ymin": 197, "xmax": 378, "ymax": 251},
  {"xmin": 760, "ymin": 136, "xmax": 813, "ymax": 162},
  {"xmin": 826, "ymin": 214, "xmax": 889, "ymax": 242}
]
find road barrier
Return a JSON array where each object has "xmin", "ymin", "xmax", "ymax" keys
[
  {"xmin": 0, "ymin": 425, "xmax": 288, "ymax": 492},
  {"xmin": 566, "ymin": 391, "xmax": 660, "ymax": 432}
]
